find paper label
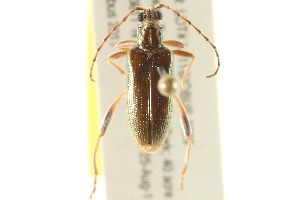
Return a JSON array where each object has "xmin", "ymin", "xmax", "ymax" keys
[{"xmin": 91, "ymin": 0, "xmax": 223, "ymax": 199}]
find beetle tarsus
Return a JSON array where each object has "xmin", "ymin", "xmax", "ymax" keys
[{"xmin": 89, "ymin": 176, "xmax": 97, "ymax": 199}]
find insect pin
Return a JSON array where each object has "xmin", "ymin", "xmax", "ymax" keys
[{"xmin": 89, "ymin": 4, "xmax": 220, "ymax": 199}]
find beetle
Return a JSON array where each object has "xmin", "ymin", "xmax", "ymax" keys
[{"xmin": 89, "ymin": 4, "xmax": 220, "ymax": 199}]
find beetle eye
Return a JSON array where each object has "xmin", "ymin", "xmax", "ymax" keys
[
  {"xmin": 138, "ymin": 12, "xmax": 144, "ymax": 22},
  {"xmin": 156, "ymin": 11, "xmax": 162, "ymax": 20}
]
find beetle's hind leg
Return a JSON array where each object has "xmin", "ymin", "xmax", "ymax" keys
[
  {"xmin": 174, "ymin": 95, "xmax": 192, "ymax": 190},
  {"xmin": 90, "ymin": 92, "xmax": 125, "ymax": 199}
]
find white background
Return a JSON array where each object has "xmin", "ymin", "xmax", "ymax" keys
[
  {"xmin": 215, "ymin": 1, "xmax": 300, "ymax": 199},
  {"xmin": 215, "ymin": 0, "xmax": 300, "ymax": 200},
  {"xmin": 0, "ymin": 1, "xmax": 89, "ymax": 200},
  {"xmin": 0, "ymin": 0, "xmax": 300, "ymax": 200}
]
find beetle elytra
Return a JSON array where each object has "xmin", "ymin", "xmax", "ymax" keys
[{"xmin": 89, "ymin": 4, "xmax": 220, "ymax": 199}]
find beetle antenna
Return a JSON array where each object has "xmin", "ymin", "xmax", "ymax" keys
[{"xmin": 154, "ymin": 4, "xmax": 220, "ymax": 78}]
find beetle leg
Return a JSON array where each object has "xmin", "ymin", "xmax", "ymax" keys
[
  {"xmin": 163, "ymin": 40, "xmax": 185, "ymax": 50},
  {"xmin": 115, "ymin": 40, "xmax": 137, "ymax": 51},
  {"xmin": 90, "ymin": 92, "xmax": 125, "ymax": 199},
  {"xmin": 172, "ymin": 50, "xmax": 196, "ymax": 89},
  {"xmin": 107, "ymin": 51, "xmax": 129, "ymax": 75},
  {"xmin": 106, "ymin": 40, "xmax": 137, "ymax": 75},
  {"xmin": 174, "ymin": 95, "xmax": 192, "ymax": 190}
]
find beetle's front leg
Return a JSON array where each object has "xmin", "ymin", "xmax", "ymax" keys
[
  {"xmin": 163, "ymin": 40, "xmax": 185, "ymax": 50},
  {"xmin": 115, "ymin": 40, "xmax": 137, "ymax": 50},
  {"xmin": 174, "ymin": 95, "xmax": 192, "ymax": 190},
  {"xmin": 90, "ymin": 92, "xmax": 125, "ymax": 199}
]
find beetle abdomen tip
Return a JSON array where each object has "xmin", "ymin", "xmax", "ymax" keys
[{"xmin": 143, "ymin": 146, "xmax": 158, "ymax": 153}]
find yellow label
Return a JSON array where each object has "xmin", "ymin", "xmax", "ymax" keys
[{"xmin": 87, "ymin": 0, "xmax": 102, "ymax": 177}]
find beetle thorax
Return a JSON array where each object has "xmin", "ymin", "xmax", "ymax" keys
[{"xmin": 137, "ymin": 26, "xmax": 163, "ymax": 50}]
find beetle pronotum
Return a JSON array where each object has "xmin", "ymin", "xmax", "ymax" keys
[{"xmin": 89, "ymin": 4, "xmax": 220, "ymax": 199}]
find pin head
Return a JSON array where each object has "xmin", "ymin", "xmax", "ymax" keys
[{"xmin": 157, "ymin": 75, "xmax": 179, "ymax": 97}]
